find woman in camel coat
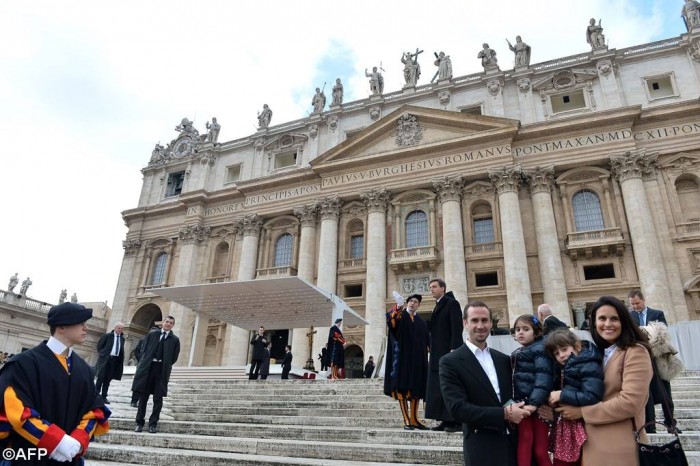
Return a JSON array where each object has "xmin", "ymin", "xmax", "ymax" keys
[{"xmin": 557, "ymin": 296, "xmax": 653, "ymax": 466}]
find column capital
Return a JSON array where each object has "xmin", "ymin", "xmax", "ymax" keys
[
  {"xmin": 432, "ymin": 176, "xmax": 464, "ymax": 203},
  {"xmin": 236, "ymin": 213, "xmax": 263, "ymax": 237},
  {"xmin": 360, "ymin": 188, "xmax": 391, "ymax": 213},
  {"xmin": 523, "ymin": 165, "xmax": 555, "ymax": 195},
  {"xmin": 318, "ymin": 196, "xmax": 342, "ymax": 221},
  {"xmin": 293, "ymin": 203, "xmax": 319, "ymax": 227},
  {"xmin": 122, "ymin": 238, "xmax": 142, "ymax": 255},
  {"xmin": 610, "ymin": 150, "xmax": 658, "ymax": 183},
  {"xmin": 489, "ymin": 165, "xmax": 523, "ymax": 195},
  {"xmin": 178, "ymin": 223, "xmax": 212, "ymax": 244}
]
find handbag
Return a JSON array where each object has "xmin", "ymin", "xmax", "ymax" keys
[{"xmin": 633, "ymin": 420, "xmax": 688, "ymax": 466}]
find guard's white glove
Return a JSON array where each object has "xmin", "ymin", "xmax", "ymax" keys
[
  {"xmin": 392, "ymin": 291, "xmax": 404, "ymax": 307},
  {"xmin": 49, "ymin": 434, "xmax": 81, "ymax": 462}
]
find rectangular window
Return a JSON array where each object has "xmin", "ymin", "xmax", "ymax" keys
[
  {"xmin": 274, "ymin": 152, "xmax": 297, "ymax": 169},
  {"xmin": 165, "ymin": 171, "xmax": 185, "ymax": 197},
  {"xmin": 473, "ymin": 218, "xmax": 495, "ymax": 244},
  {"xmin": 475, "ymin": 272, "xmax": 499, "ymax": 287},
  {"xmin": 583, "ymin": 263, "xmax": 615, "ymax": 280},
  {"xmin": 460, "ymin": 105, "xmax": 483, "ymax": 115},
  {"xmin": 644, "ymin": 74, "xmax": 677, "ymax": 101},
  {"xmin": 350, "ymin": 235, "xmax": 364, "ymax": 259},
  {"xmin": 226, "ymin": 165, "xmax": 241, "ymax": 183},
  {"xmin": 550, "ymin": 89, "xmax": 586, "ymax": 114},
  {"xmin": 343, "ymin": 283, "xmax": 363, "ymax": 298}
]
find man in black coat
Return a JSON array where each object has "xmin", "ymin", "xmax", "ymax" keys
[
  {"xmin": 536, "ymin": 304, "xmax": 568, "ymax": 335},
  {"xmin": 132, "ymin": 315, "xmax": 180, "ymax": 434},
  {"xmin": 95, "ymin": 323, "xmax": 125, "ymax": 404},
  {"xmin": 249, "ymin": 326, "xmax": 268, "ymax": 380},
  {"xmin": 364, "ymin": 356, "xmax": 375, "ymax": 378},
  {"xmin": 440, "ymin": 301, "xmax": 531, "ymax": 466},
  {"xmin": 425, "ymin": 278, "xmax": 463, "ymax": 432},
  {"xmin": 281, "ymin": 345, "xmax": 292, "ymax": 379}
]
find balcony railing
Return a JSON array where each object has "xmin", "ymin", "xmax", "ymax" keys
[
  {"xmin": 338, "ymin": 258, "xmax": 366, "ymax": 268},
  {"xmin": 0, "ymin": 290, "xmax": 107, "ymax": 329},
  {"xmin": 205, "ymin": 276, "xmax": 230, "ymax": 283},
  {"xmin": 256, "ymin": 266, "xmax": 298, "ymax": 278},
  {"xmin": 676, "ymin": 221, "xmax": 700, "ymax": 237},
  {"xmin": 465, "ymin": 242, "xmax": 503, "ymax": 255},
  {"xmin": 389, "ymin": 245, "xmax": 439, "ymax": 272},
  {"xmin": 565, "ymin": 227, "xmax": 625, "ymax": 259}
]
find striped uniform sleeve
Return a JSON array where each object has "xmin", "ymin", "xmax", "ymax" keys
[
  {"xmin": 70, "ymin": 405, "xmax": 111, "ymax": 455},
  {"xmin": 2, "ymin": 386, "xmax": 65, "ymax": 454}
]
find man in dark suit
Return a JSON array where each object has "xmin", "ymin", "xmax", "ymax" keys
[
  {"xmin": 249, "ymin": 326, "xmax": 268, "ymax": 380},
  {"xmin": 281, "ymin": 345, "xmax": 292, "ymax": 379},
  {"xmin": 363, "ymin": 355, "xmax": 375, "ymax": 378},
  {"xmin": 425, "ymin": 278, "xmax": 463, "ymax": 432},
  {"xmin": 440, "ymin": 301, "xmax": 531, "ymax": 466},
  {"xmin": 628, "ymin": 289, "xmax": 676, "ymax": 433},
  {"xmin": 536, "ymin": 304, "xmax": 568, "ymax": 335},
  {"xmin": 95, "ymin": 323, "xmax": 125, "ymax": 404},
  {"xmin": 132, "ymin": 315, "xmax": 180, "ymax": 434}
]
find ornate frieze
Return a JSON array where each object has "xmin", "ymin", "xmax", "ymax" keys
[
  {"xmin": 308, "ymin": 124, "xmax": 319, "ymax": 140},
  {"xmin": 327, "ymin": 116, "xmax": 338, "ymax": 132},
  {"xmin": 487, "ymin": 79, "xmax": 503, "ymax": 96},
  {"xmin": 489, "ymin": 165, "xmax": 523, "ymax": 195},
  {"xmin": 523, "ymin": 166, "xmax": 555, "ymax": 194},
  {"xmin": 610, "ymin": 150, "xmax": 658, "ymax": 183},
  {"xmin": 293, "ymin": 204, "xmax": 319, "ymax": 227},
  {"xmin": 122, "ymin": 239, "xmax": 142, "ymax": 255},
  {"xmin": 438, "ymin": 90, "xmax": 451, "ymax": 105},
  {"xmin": 360, "ymin": 188, "xmax": 391, "ymax": 213},
  {"xmin": 517, "ymin": 78, "xmax": 531, "ymax": 94},
  {"xmin": 237, "ymin": 214, "xmax": 263, "ymax": 237},
  {"xmin": 318, "ymin": 196, "xmax": 342, "ymax": 221},
  {"xmin": 432, "ymin": 176, "xmax": 464, "ymax": 203},
  {"xmin": 369, "ymin": 106, "xmax": 381, "ymax": 121},
  {"xmin": 178, "ymin": 223, "xmax": 212, "ymax": 244},
  {"xmin": 395, "ymin": 114, "xmax": 423, "ymax": 147},
  {"xmin": 401, "ymin": 276, "xmax": 431, "ymax": 294}
]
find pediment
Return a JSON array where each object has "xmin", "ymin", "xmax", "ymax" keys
[
  {"xmin": 660, "ymin": 152, "xmax": 700, "ymax": 170},
  {"xmin": 311, "ymin": 105, "xmax": 519, "ymax": 169}
]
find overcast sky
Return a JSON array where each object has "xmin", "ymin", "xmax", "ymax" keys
[{"xmin": 0, "ymin": 0, "xmax": 685, "ymax": 307}]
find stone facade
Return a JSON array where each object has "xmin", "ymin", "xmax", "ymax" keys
[{"xmin": 113, "ymin": 32, "xmax": 700, "ymax": 369}]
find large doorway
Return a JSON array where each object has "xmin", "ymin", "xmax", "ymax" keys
[{"xmin": 344, "ymin": 344, "xmax": 364, "ymax": 379}]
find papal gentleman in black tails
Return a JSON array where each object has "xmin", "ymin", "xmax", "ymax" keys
[
  {"xmin": 95, "ymin": 322, "xmax": 125, "ymax": 404},
  {"xmin": 425, "ymin": 278, "xmax": 463, "ymax": 432},
  {"xmin": 384, "ymin": 293, "xmax": 430, "ymax": 430}
]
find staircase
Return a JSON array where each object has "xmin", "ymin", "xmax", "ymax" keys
[{"xmin": 85, "ymin": 371, "xmax": 700, "ymax": 465}]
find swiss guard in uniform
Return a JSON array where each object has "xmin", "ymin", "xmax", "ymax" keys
[{"xmin": 327, "ymin": 318, "xmax": 346, "ymax": 379}]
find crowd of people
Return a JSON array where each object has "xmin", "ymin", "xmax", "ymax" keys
[{"xmin": 383, "ymin": 279, "xmax": 684, "ymax": 466}]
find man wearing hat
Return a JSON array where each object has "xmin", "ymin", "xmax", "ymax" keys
[
  {"xmin": 132, "ymin": 315, "xmax": 180, "ymax": 434},
  {"xmin": 384, "ymin": 293, "xmax": 430, "ymax": 430},
  {"xmin": 0, "ymin": 302, "xmax": 110, "ymax": 464},
  {"xmin": 327, "ymin": 318, "xmax": 346, "ymax": 379}
]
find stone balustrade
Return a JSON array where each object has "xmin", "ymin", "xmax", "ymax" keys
[
  {"xmin": 676, "ymin": 221, "xmax": 700, "ymax": 236},
  {"xmin": 465, "ymin": 241, "xmax": 503, "ymax": 254},
  {"xmin": 388, "ymin": 245, "xmax": 439, "ymax": 272},
  {"xmin": 255, "ymin": 266, "xmax": 298, "ymax": 278}
]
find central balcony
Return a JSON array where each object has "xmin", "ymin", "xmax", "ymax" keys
[
  {"xmin": 565, "ymin": 227, "xmax": 625, "ymax": 260},
  {"xmin": 389, "ymin": 245, "xmax": 439, "ymax": 273},
  {"xmin": 256, "ymin": 266, "xmax": 298, "ymax": 278}
]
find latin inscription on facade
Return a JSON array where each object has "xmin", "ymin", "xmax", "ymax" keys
[
  {"xmin": 245, "ymin": 184, "xmax": 321, "ymax": 206},
  {"xmin": 187, "ymin": 203, "xmax": 245, "ymax": 217}
]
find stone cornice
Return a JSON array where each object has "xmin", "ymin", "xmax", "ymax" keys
[
  {"xmin": 360, "ymin": 188, "xmax": 392, "ymax": 213},
  {"xmin": 610, "ymin": 150, "xmax": 658, "ymax": 183},
  {"xmin": 432, "ymin": 176, "xmax": 464, "ymax": 203},
  {"xmin": 236, "ymin": 214, "xmax": 263, "ymax": 237},
  {"xmin": 178, "ymin": 223, "xmax": 212, "ymax": 244},
  {"xmin": 318, "ymin": 197, "xmax": 342, "ymax": 221},
  {"xmin": 293, "ymin": 203, "xmax": 319, "ymax": 227},
  {"xmin": 523, "ymin": 165, "xmax": 555, "ymax": 195},
  {"xmin": 489, "ymin": 165, "xmax": 523, "ymax": 195}
]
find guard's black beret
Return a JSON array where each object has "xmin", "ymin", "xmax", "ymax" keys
[
  {"xmin": 47, "ymin": 302, "xmax": 93, "ymax": 326},
  {"xmin": 334, "ymin": 318, "xmax": 343, "ymax": 324},
  {"xmin": 406, "ymin": 294, "xmax": 423, "ymax": 303}
]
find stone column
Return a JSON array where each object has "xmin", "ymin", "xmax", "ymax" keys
[
  {"xmin": 432, "ymin": 176, "xmax": 468, "ymax": 306},
  {"xmin": 312, "ymin": 197, "xmax": 342, "ymax": 365},
  {"xmin": 524, "ymin": 166, "xmax": 570, "ymax": 323},
  {"xmin": 291, "ymin": 203, "xmax": 319, "ymax": 369},
  {"xmin": 489, "ymin": 165, "xmax": 533, "ymax": 323},
  {"xmin": 170, "ymin": 223, "xmax": 212, "ymax": 366},
  {"xmin": 110, "ymin": 239, "xmax": 142, "ymax": 330},
  {"xmin": 228, "ymin": 214, "xmax": 263, "ymax": 365},
  {"xmin": 610, "ymin": 151, "xmax": 673, "ymax": 311},
  {"xmin": 361, "ymin": 188, "xmax": 391, "ymax": 367}
]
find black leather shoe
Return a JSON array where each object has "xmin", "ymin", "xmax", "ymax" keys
[
  {"xmin": 103, "ymin": 398, "xmax": 110, "ymax": 404},
  {"xmin": 130, "ymin": 402, "xmax": 138, "ymax": 408},
  {"xmin": 412, "ymin": 423, "xmax": 429, "ymax": 430},
  {"xmin": 134, "ymin": 425, "xmax": 143, "ymax": 433},
  {"xmin": 148, "ymin": 426, "xmax": 157, "ymax": 434},
  {"xmin": 445, "ymin": 424, "xmax": 461, "ymax": 433},
  {"xmin": 403, "ymin": 425, "xmax": 414, "ymax": 430},
  {"xmin": 431, "ymin": 422, "xmax": 446, "ymax": 431}
]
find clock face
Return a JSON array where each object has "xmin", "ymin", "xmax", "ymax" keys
[{"xmin": 174, "ymin": 137, "xmax": 193, "ymax": 157}]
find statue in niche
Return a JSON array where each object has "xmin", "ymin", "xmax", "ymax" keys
[
  {"xmin": 257, "ymin": 104, "xmax": 272, "ymax": 128},
  {"xmin": 433, "ymin": 51, "xmax": 453, "ymax": 81},
  {"xmin": 507, "ymin": 36, "xmax": 531, "ymax": 68},
  {"xmin": 311, "ymin": 87, "xmax": 326, "ymax": 114},
  {"xmin": 365, "ymin": 66, "xmax": 384, "ymax": 95},
  {"xmin": 19, "ymin": 277, "xmax": 32, "ymax": 296},
  {"xmin": 478, "ymin": 43, "xmax": 499, "ymax": 71},
  {"xmin": 205, "ymin": 117, "xmax": 220, "ymax": 143},
  {"xmin": 586, "ymin": 18, "xmax": 606, "ymax": 50},
  {"xmin": 331, "ymin": 78, "xmax": 343, "ymax": 106},
  {"xmin": 59, "ymin": 289, "xmax": 67, "ymax": 304},
  {"xmin": 8, "ymin": 273, "xmax": 18, "ymax": 293},
  {"xmin": 71, "ymin": 292, "xmax": 78, "ymax": 303},
  {"xmin": 401, "ymin": 49, "xmax": 423, "ymax": 86},
  {"xmin": 682, "ymin": 0, "xmax": 700, "ymax": 31}
]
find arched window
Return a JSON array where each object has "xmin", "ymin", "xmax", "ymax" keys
[
  {"xmin": 346, "ymin": 219, "xmax": 365, "ymax": 259},
  {"xmin": 274, "ymin": 233, "xmax": 293, "ymax": 267},
  {"xmin": 405, "ymin": 210, "xmax": 429, "ymax": 248},
  {"xmin": 472, "ymin": 203, "xmax": 494, "ymax": 244},
  {"xmin": 211, "ymin": 242, "xmax": 230, "ymax": 277},
  {"xmin": 572, "ymin": 190, "xmax": 604, "ymax": 231},
  {"xmin": 151, "ymin": 252, "xmax": 167, "ymax": 285},
  {"xmin": 676, "ymin": 176, "xmax": 700, "ymax": 221}
]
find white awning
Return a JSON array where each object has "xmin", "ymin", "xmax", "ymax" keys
[{"xmin": 151, "ymin": 276, "xmax": 367, "ymax": 330}]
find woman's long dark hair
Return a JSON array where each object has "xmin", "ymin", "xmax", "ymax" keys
[{"xmin": 589, "ymin": 296, "xmax": 650, "ymax": 353}]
